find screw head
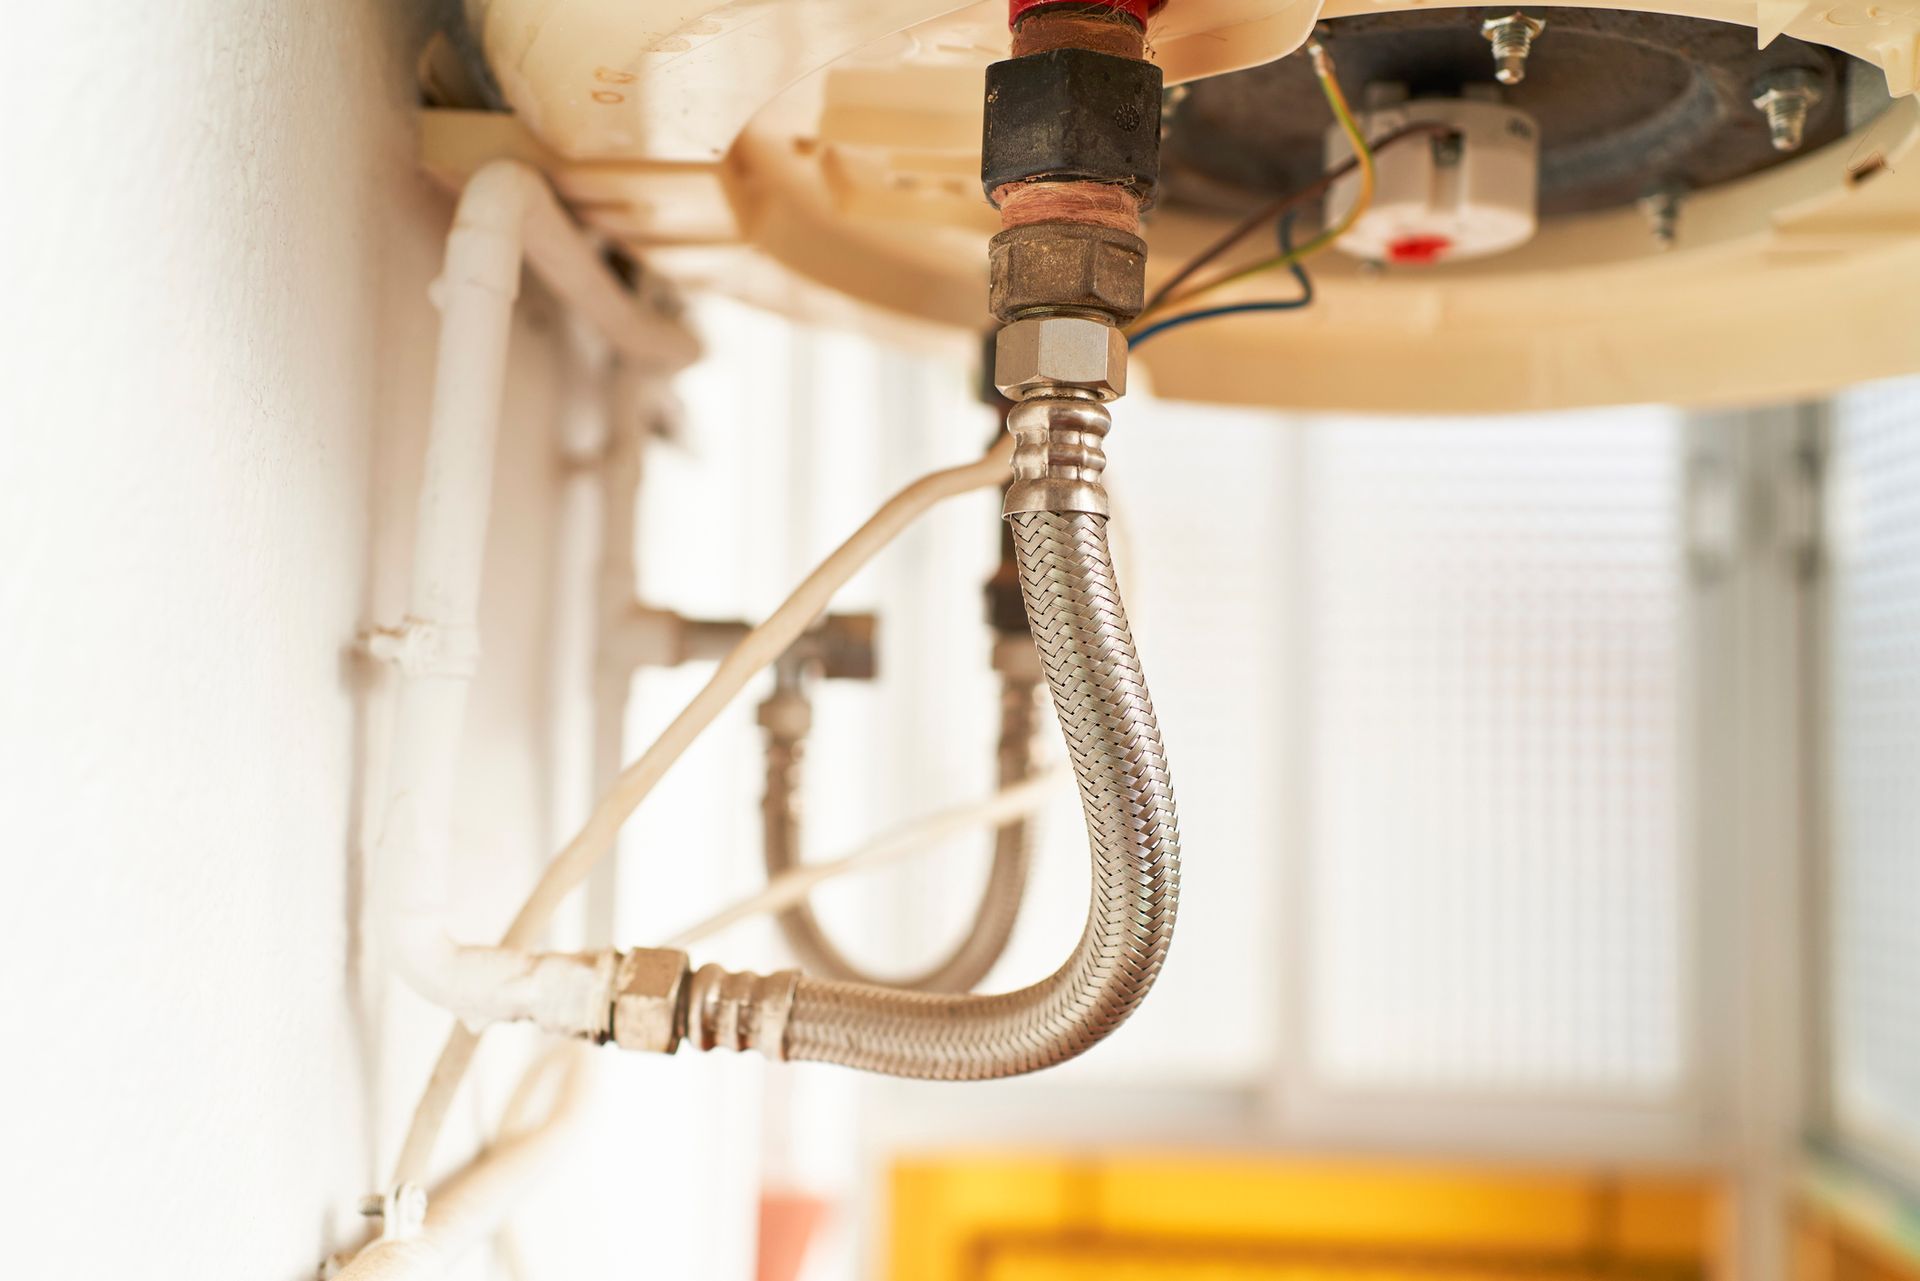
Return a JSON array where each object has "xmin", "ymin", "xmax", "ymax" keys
[
  {"xmin": 1481, "ymin": 12, "xmax": 1546, "ymax": 38},
  {"xmin": 1481, "ymin": 13, "xmax": 1546, "ymax": 85},
  {"xmin": 1750, "ymin": 67, "xmax": 1823, "ymax": 152},
  {"xmin": 1638, "ymin": 183, "xmax": 1684, "ymax": 250},
  {"xmin": 1750, "ymin": 66, "xmax": 1822, "ymax": 108}
]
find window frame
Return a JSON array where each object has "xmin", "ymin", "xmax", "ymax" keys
[
  {"xmin": 1807, "ymin": 380, "xmax": 1920, "ymax": 1200},
  {"xmin": 1262, "ymin": 408, "xmax": 1815, "ymax": 1185}
]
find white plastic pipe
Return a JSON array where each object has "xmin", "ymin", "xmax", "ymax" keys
[{"xmin": 372, "ymin": 160, "xmax": 694, "ymax": 1038}]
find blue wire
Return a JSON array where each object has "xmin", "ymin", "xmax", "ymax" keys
[{"xmin": 1129, "ymin": 212, "xmax": 1314, "ymax": 349}]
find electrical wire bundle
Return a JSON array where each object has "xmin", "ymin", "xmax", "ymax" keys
[
  {"xmin": 1128, "ymin": 38, "xmax": 1455, "ymax": 348},
  {"xmin": 1130, "ymin": 211, "xmax": 1316, "ymax": 347}
]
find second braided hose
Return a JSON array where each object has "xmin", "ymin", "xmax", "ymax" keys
[{"xmin": 762, "ymin": 670, "xmax": 1042, "ymax": 993}]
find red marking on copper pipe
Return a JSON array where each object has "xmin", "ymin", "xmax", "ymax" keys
[{"xmin": 1008, "ymin": 0, "xmax": 1165, "ymax": 29}]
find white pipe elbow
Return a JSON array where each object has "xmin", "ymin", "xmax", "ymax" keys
[{"xmin": 372, "ymin": 159, "xmax": 673, "ymax": 1041}]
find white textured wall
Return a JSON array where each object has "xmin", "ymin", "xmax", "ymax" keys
[{"xmin": 0, "ymin": 4, "xmax": 571, "ymax": 1275}]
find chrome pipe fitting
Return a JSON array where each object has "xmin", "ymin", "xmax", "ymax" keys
[
  {"xmin": 993, "ymin": 314, "xmax": 1127, "ymax": 402},
  {"xmin": 686, "ymin": 963, "xmax": 799, "ymax": 1056},
  {"xmin": 1002, "ymin": 394, "xmax": 1112, "ymax": 517}
]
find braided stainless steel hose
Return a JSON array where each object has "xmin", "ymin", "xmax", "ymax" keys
[
  {"xmin": 619, "ymin": 392, "xmax": 1181, "ymax": 1080},
  {"xmin": 782, "ymin": 480, "xmax": 1180, "ymax": 1077},
  {"xmin": 607, "ymin": 9, "xmax": 1179, "ymax": 1074},
  {"xmin": 759, "ymin": 668, "xmax": 1044, "ymax": 993}
]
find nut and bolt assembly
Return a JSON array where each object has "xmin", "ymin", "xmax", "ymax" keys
[
  {"xmin": 1481, "ymin": 12, "xmax": 1546, "ymax": 86},
  {"xmin": 1751, "ymin": 68, "xmax": 1824, "ymax": 152}
]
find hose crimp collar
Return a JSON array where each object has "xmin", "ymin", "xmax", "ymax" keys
[
  {"xmin": 1002, "ymin": 393, "xmax": 1112, "ymax": 517},
  {"xmin": 686, "ymin": 964, "xmax": 800, "ymax": 1059}
]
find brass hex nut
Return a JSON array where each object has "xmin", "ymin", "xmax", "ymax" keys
[
  {"xmin": 994, "ymin": 314, "xmax": 1128, "ymax": 401},
  {"xmin": 611, "ymin": 947, "xmax": 691, "ymax": 1053},
  {"xmin": 988, "ymin": 223, "xmax": 1148, "ymax": 323}
]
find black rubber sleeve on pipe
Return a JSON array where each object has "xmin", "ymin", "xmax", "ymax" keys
[{"xmin": 980, "ymin": 49, "xmax": 1164, "ymax": 206}]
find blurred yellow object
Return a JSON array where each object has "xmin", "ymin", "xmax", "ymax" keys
[{"xmin": 889, "ymin": 1154, "xmax": 1722, "ymax": 1281}]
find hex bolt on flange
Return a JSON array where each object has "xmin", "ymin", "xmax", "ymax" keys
[
  {"xmin": 1751, "ymin": 68, "xmax": 1823, "ymax": 152},
  {"xmin": 1638, "ymin": 182, "xmax": 1685, "ymax": 250},
  {"xmin": 1481, "ymin": 12, "xmax": 1546, "ymax": 86}
]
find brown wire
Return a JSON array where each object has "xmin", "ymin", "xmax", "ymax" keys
[{"xmin": 1142, "ymin": 122, "xmax": 1459, "ymax": 315}]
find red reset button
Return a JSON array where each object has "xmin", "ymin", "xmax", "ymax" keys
[{"xmin": 1387, "ymin": 234, "xmax": 1455, "ymax": 265}]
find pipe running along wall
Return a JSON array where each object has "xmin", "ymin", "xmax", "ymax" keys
[{"xmin": 369, "ymin": 158, "xmax": 696, "ymax": 1042}]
